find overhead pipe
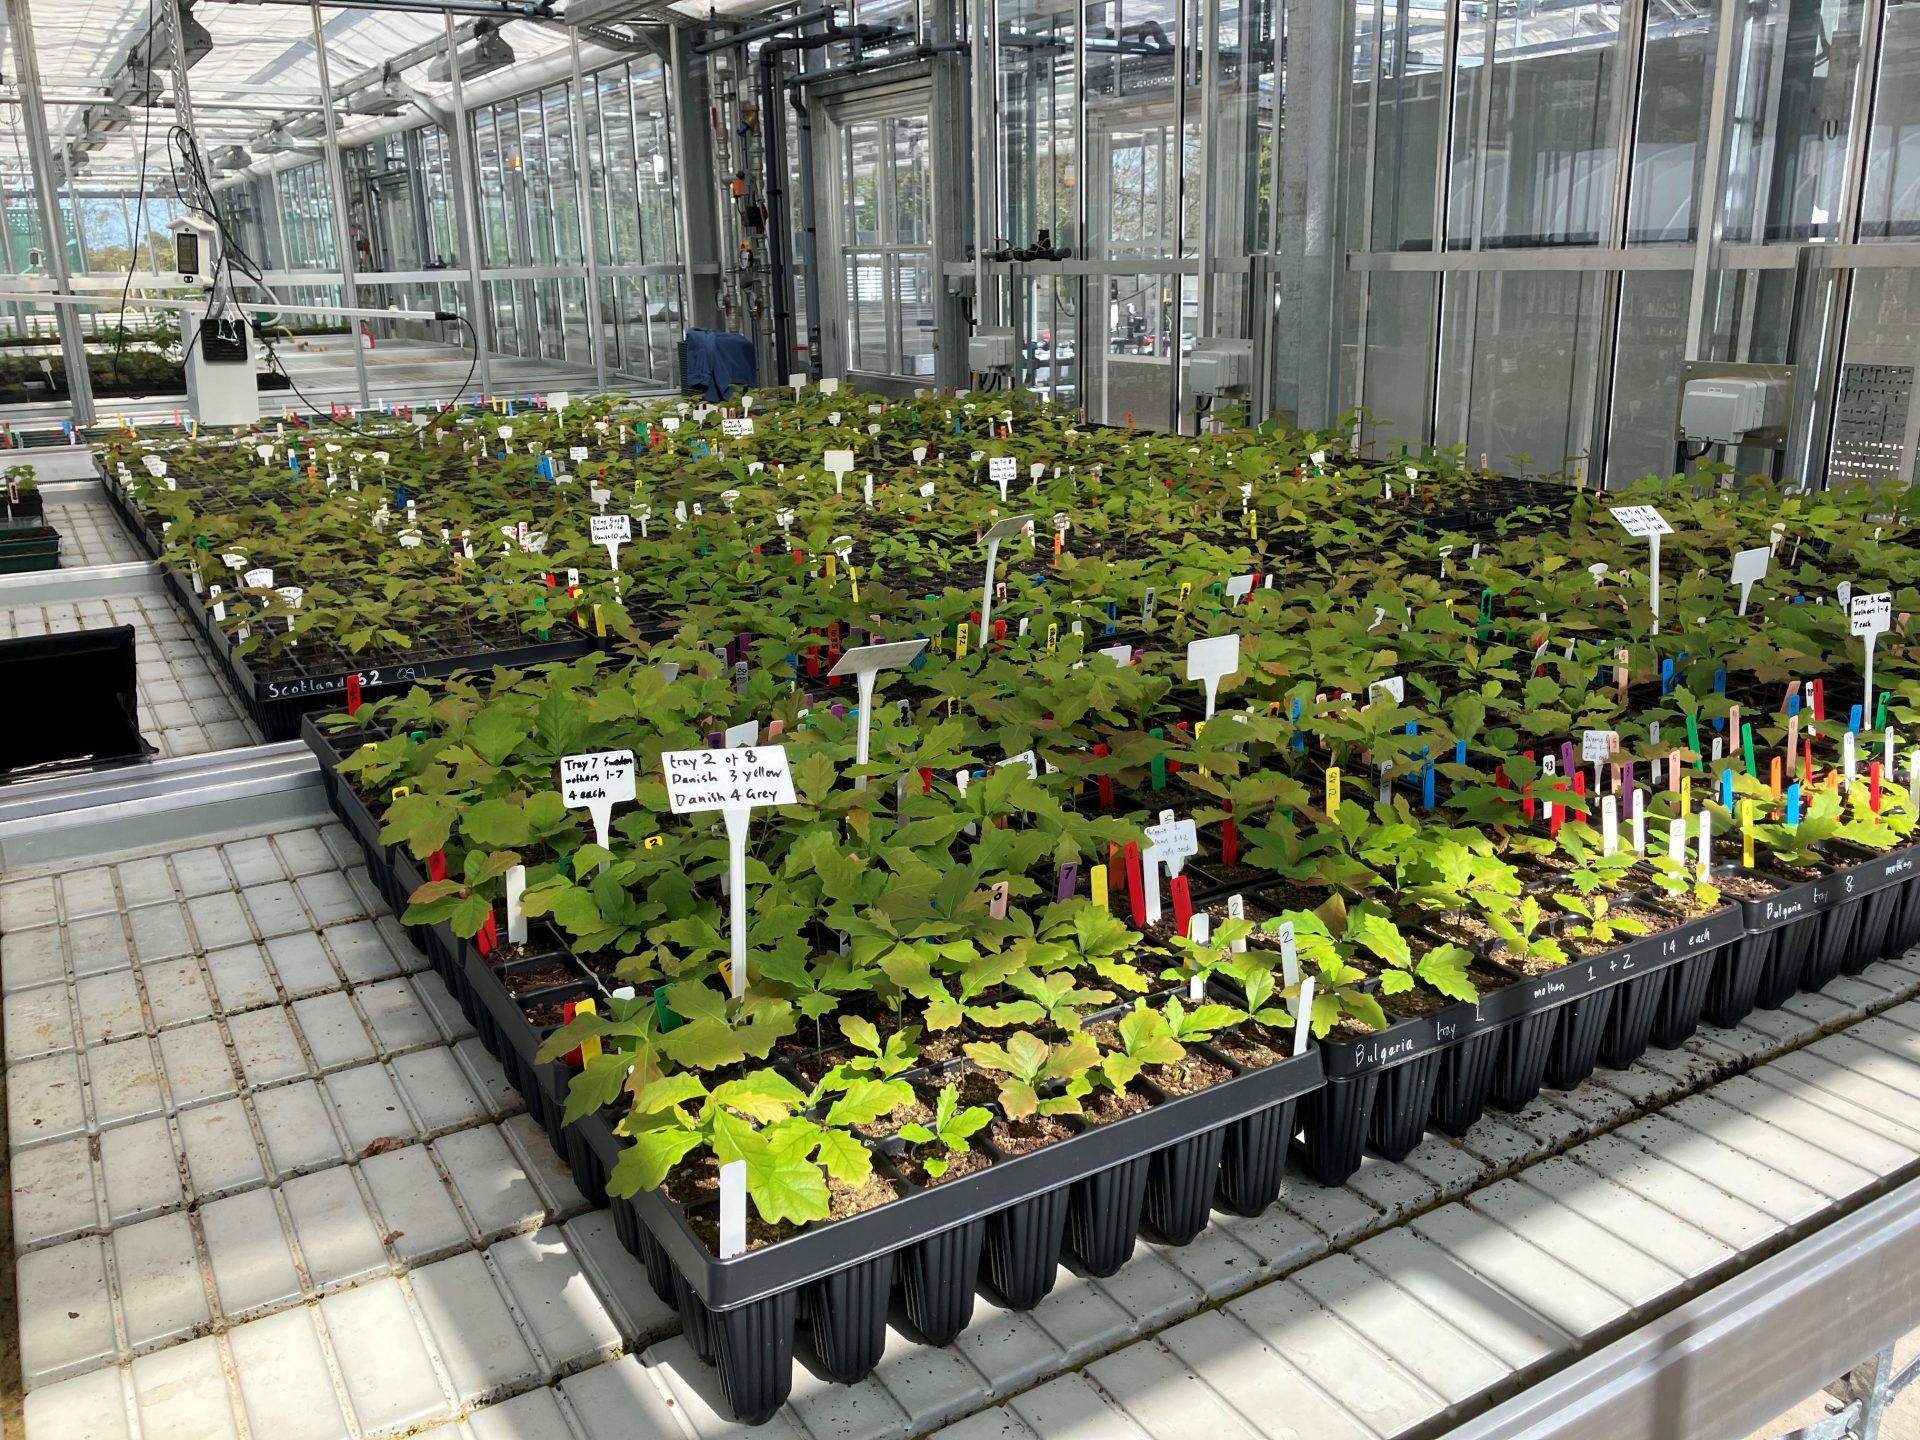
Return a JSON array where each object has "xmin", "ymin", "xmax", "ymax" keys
[{"xmin": 693, "ymin": 7, "xmax": 835, "ymax": 55}]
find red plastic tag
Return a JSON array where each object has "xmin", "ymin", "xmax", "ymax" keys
[
  {"xmin": 427, "ymin": 850, "xmax": 447, "ymax": 882},
  {"xmin": 344, "ymin": 672, "xmax": 362, "ymax": 716},
  {"xmin": 1170, "ymin": 875, "xmax": 1193, "ymax": 938},
  {"xmin": 1125, "ymin": 842, "xmax": 1146, "ymax": 928}
]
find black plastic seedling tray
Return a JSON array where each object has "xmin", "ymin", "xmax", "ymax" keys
[
  {"xmin": 302, "ymin": 715, "xmax": 1327, "ymax": 1424},
  {"xmin": 1299, "ymin": 899, "xmax": 1746, "ymax": 1186}
]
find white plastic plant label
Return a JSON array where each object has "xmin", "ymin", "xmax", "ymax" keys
[
  {"xmin": 1143, "ymin": 816, "xmax": 1200, "ymax": 875},
  {"xmin": 988, "ymin": 455, "xmax": 1017, "ymax": 499},
  {"xmin": 1186, "ymin": 633, "xmax": 1243, "ymax": 719},
  {"xmin": 142, "ymin": 454, "xmax": 168, "ymax": 477},
  {"xmin": 570, "ymin": 445, "xmax": 590, "ymax": 462},
  {"xmin": 1609, "ymin": 504, "xmax": 1673, "ymax": 537},
  {"xmin": 1368, "ymin": 676, "xmax": 1405, "ymax": 705},
  {"xmin": 722, "ymin": 416, "xmax": 754, "ymax": 438},
  {"xmin": 1224, "ymin": 574, "xmax": 1255, "ymax": 605},
  {"xmin": 589, "ymin": 486, "xmax": 611, "ymax": 510},
  {"xmin": 1730, "ymin": 545, "xmax": 1769, "ymax": 615},
  {"xmin": 719, "ymin": 1158, "xmax": 748, "ymax": 1258},
  {"xmin": 560, "ymin": 749, "xmax": 637, "ymax": 853},
  {"xmin": 663, "ymin": 745, "xmax": 796, "ymax": 814},
  {"xmin": 590, "ymin": 513, "xmax": 632, "ymax": 570},
  {"xmin": 789, "ymin": 371, "xmax": 808, "ymax": 395},
  {"xmin": 1851, "ymin": 591, "xmax": 1892, "ymax": 637},
  {"xmin": 242, "ymin": 567, "xmax": 274, "ymax": 590},
  {"xmin": 1581, "ymin": 729, "xmax": 1615, "ymax": 762},
  {"xmin": 498, "ymin": 425, "xmax": 513, "ymax": 441},
  {"xmin": 823, "ymin": 449, "xmax": 855, "ymax": 491},
  {"xmin": 819, "ymin": 377, "xmax": 840, "ymax": 394},
  {"xmin": 209, "ymin": 583, "xmax": 225, "ymax": 623},
  {"xmin": 256, "ymin": 444, "xmax": 273, "ymax": 462}
]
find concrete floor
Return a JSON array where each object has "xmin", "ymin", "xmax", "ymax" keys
[{"xmin": 1746, "ymin": 1333, "xmax": 1920, "ymax": 1439}]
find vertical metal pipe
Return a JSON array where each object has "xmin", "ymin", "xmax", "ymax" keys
[
  {"xmin": 1351, "ymin": 0, "xmax": 1383, "ymax": 441},
  {"xmin": 666, "ymin": 25, "xmax": 702, "ymax": 340},
  {"xmin": 1423, "ymin": 0, "xmax": 1460, "ymax": 443},
  {"xmin": 1167, "ymin": 0, "xmax": 1189, "ymax": 432},
  {"xmin": 1684, "ymin": 0, "xmax": 1741, "ymax": 362},
  {"xmin": 309, "ymin": 2, "xmax": 370, "ymax": 409},
  {"xmin": 1073, "ymin": 0, "xmax": 1087, "ymax": 415},
  {"xmin": 567, "ymin": 30, "xmax": 608, "ymax": 391},
  {"xmin": 5, "ymin": 0, "xmax": 95, "ymax": 424},
  {"xmin": 442, "ymin": 9, "xmax": 493, "ymax": 401}
]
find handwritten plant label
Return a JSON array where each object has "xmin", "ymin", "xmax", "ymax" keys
[
  {"xmin": 663, "ymin": 746, "xmax": 797, "ymax": 813},
  {"xmin": 722, "ymin": 416, "xmax": 754, "ymax": 438},
  {"xmin": 590, "ymin": 513, "xmax": 631, "ymax": 570},
  {"xmin": 988, "ymin": 455, "xmax": 1017, "ymax": 499},
  {"xmin": 1851, "ymin": 591, "xmax": 1893, "ymax": 637},
  {"xmin": 1143, "ymin": 816, "xmax": 1200, "ymax": 875},
  {"xmin": 1609, "ymin": 504, "xmax": 1673, "ymax": 538},
  {"xmin": 242, "ymin": 567, "xmax": 274, "ymax": 590},
  {"xmin": 570, "ymin": 445, "xmax": 590, "ymax": 462},
  {"xmin": 560, "ymin": 749, "xmax": 637, "ymax": 850}
]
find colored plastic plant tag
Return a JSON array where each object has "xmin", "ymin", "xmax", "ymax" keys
[{"xmin": 1741, "ymin": 800, "xmax": 1755, "ymax": 865}]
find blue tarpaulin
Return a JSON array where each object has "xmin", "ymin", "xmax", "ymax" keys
[{"xmin": 684, "ymin": 328, "xmax": 756, "ymax": 403}]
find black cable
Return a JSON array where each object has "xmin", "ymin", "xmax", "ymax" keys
[
  {"xmin": 110, "ymin": 0, "xmax": 158, "ymax": 390},
  {"xmin": 254, "ymin": 311, "xmax": 477, "ymax": 437}
]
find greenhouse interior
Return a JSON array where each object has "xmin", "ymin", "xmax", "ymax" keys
[{"xmin": 3, "ymin": 0, "xmax": 1920, "ymax": 1436}]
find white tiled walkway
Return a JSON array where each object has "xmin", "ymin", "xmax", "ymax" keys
[
  {"xmin": 2, "ymin": 820, "xmax": 677, "ymax": 1440},
  {"xmin": 0, "ymin": 594, "xmax": 255, "ymax": 758}
]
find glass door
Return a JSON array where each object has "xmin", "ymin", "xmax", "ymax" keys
[{"xmin": 827, "ymin": 96, "xmax": 936, "ymax": 383}]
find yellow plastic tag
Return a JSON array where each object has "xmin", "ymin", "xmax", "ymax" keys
[
  {"xmin": 849, "ymin": 566, "xmax": 860, "ymax": 603},
  {"xmin": 1091, "ymin": 863, "xmax": 1109, "ymax": 912},
  {"xmin": 643, "ymin": 834, "xmax": 665, "ymax": 849},
  {"xmin": 1046, "ymin": 623, "xmax": 1058, "ymax": 654},
  {"xmin": 1248, "ymin": 510, "xmax": 1259, "ymax": 540},
  {"xmin": 955, "ymin": 626, "xmax": 969, "ymax": 660},
  {"xmin": 390, "ymin": 786, "xmax": 411, "ymax": 800},
  {"xmin": 1325, "ymin": 767, "xmax": 1342, "ymax": 816},
  {"xmin": 574, "ymin": 998, "xmax": 602, "ymax": 1061},
  {"xmin": 1179, "ymin": 582, "xmax": 1192, "ymax": 605},
  {"xmin": 1740, "ymin": 800, "xmax": 1755, "ymax": 867},
  {"xmin": 592, "ymin": 604, "xmax": 605, "ymax": 637},
  {"xmin": 1679, "ymin": 775, "xmax": 1691, "ymax": 820},
  {"xmin": 825, "ymin": 553, "xmax": 836, "ymax": 580}
]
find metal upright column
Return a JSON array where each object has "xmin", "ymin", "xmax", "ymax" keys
[
  {"xmin": 1274, "ymin": 0, "xmax": 1347, "ymax": 428},
  {"xmin": 309, "ymin": 3, "xmax": 371, "ymax": 411},
  {"xmin": 443, "ymin": 10, "xmax": 494, "ymax": 401},
  {"xmin": 6, "ymin": 0, "xmax": 96, "ymax": 424},
  {"xmin": 567, "ymin": 30, "xmax": 609, "ymax": 391}
]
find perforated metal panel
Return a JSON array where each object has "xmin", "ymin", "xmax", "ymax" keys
[{"xmin": 1830, "ymin": 363, "xmax": 1914, "ymax": 487}]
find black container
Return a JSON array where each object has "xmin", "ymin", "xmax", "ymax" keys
[
  {"xmin": 1427, "ymin": 1030, "xmax": 1503, "ymax": 1136},
  {"xmin": 1214, "ymin": 1096, "xmax": 1302, "ymax": 1215},
  {"xmin": 1596, "ymin": 968, "xmax": 1665, "ymax": 1070},
  {"xmin": 1064, "ymin": 1157, "xmax": 1150, "ymax": 1276},
  {"xmin": 1541, "ymin": 988, "xmax": 1615, "ymax": 1091},
  {"xmin": 1702, "ymin": 933, "xmax": 1771, "ymax": 1029}
]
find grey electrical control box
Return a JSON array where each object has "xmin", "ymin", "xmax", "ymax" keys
[
  {"xmin": 1830, "ymin": 363, "xmax": 1914, "ymax": 487},
  {"xmin": 1675, "ymin": 361, "xmax": 1795, "ymax": 450}
]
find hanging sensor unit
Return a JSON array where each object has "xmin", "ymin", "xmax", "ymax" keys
[
  {"xmin": 968, "ymin": 327, "xmax": 1016, "ymax": 375},
  {"xmin": 1188, "ymin": 338, "xmax": 1253, "ymax": 398},
  {"xmin": 1675, "ymin": 362, "xmax": 1795, "ymax": 450},
  {"xmin": 1680, "ymin": 378, "xmax": 1789, "ymax": 445},
  {"xmin": 169, "ymin": 216, "xmax": 260, "ymax": 428}
]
